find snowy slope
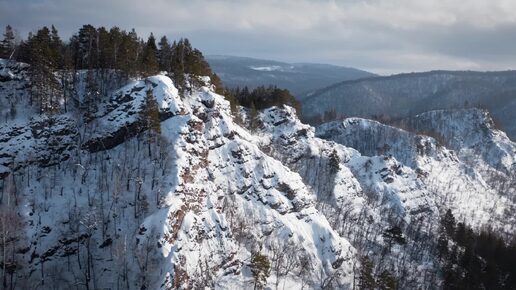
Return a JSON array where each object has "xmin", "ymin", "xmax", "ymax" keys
[
  {"xmin": 0, "ymin": 64, "xmax": 355, "ymax": 289},
  {"xmin": 317, "ymin": 116, "xmax": 516, "ymax": 237},
  {"xmin": 0, "ymin": 115, "xmax": 78, "ymax": 171},
  {"xmin": 254, "ymin": 107, "xmax": 444, "ymax": 288},
  {"xmin": 1, "ymin": 58, "xmax": 515, "ymax": 289},
  {"xmin": 399, "ymin": 109, "xmax": 516, "ymax": 197}
]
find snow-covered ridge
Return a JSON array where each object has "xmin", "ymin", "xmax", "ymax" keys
[
  {"xmin": 255, "ymin": 106, "xmax": 449, "ymax": 288},
  {"xmin": 317, "ymin": 117, "xmax": 451, "ymax": 168},
  {"xmin": 1, "ymin": 59, "xmax": 515, "ymax": 289},
  {"xmin": 401, "ymin": 108, "xmax": 516, "ymax": 175},
  {"xmin": 316, "ymin": 114, "xmax": 516, "ymax": 237},
  {"xmin": 257, "ymin": 107, "xmax": 442, "ymax": 223},
  {"xmin": 83, "ymin": 75, "xmax": 185, "ymax": 152},
  {"xmin": 0, "ymin": 65, "xmax": 356, "ymax": 289}
]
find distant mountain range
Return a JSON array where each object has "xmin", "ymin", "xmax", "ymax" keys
[
  {"xmin": 206, "ymin": 55, "xmax": 376, "ymax": 95},
  {"xmin": 300, "ymin": 70, "xmax": 516, "ymax": 140}
]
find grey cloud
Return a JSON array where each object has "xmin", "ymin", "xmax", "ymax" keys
[{"xmin": 1, "ymin": 0, "xmax": 516, "ymax": 74}]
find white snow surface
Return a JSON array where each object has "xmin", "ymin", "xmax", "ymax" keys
[
  {"xmin": 249, "ymin": 65, "xmax": 283, "ymax": 71},
  {"xmin": 1, "ymin": 61, "xmax": 515, "ymax": 289},
  {"xmin": 1, "ymin": 71, "xmax": 355, "ymax": 289},
  {"xmin": 317, "ymin": 115, "xmax": 516, "ymax": 237}
]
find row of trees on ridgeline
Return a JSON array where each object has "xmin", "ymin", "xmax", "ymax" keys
[
  {"xmin": 225, "ymin": 86, "xmax": 301, "ymax": 128},
  {"xmin": 225, "ymin": 86, "xmax": 300, "ymax": 112},
  {"xmin": 1, "ymin": 24, "xmax": 219, "ymax": 80},
  {"xmin": 1, "ymin": 24, "xmax": 304, "ymax": 119},
  {"xmin": 0, "ymin": 24, "xmax": 223, "ymax": 114}
]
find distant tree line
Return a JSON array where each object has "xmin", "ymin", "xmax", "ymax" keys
[
  {"xmin": 226, "ymin": 86, "xmax": 300, "ymax": 110},
  {"xmin": 225, "ymin": 86, "xmax": 300, "ymax": 112},
  {"xmin": 223, "ymin": 86, "xmax": 301, "ymax": 129}
]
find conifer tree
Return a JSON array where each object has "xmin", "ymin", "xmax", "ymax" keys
[
  {"xmin": 142, "ymin": 88, "xmax": 161, "ymax": 134},
  {"xmin": 96, "ymin": 26, "xmax": 112, "ymax": 70},
  {"xmin": 358, "ymin": 256, "xmax": 375, "ymax": 290},
  {"xmin": 116, "ymin": 29, "xmax": 134, "ymax": 77},
  {"xmin": 28, "ymin": 26, "xmax": 60, "ymax": 114},
  {"xmin": 437, "ymin": 233, "xmax": 449, "ymax": 259},
  {"xmin": 441, "ymin": 209, "xmax": 456, "ymax": 237},
  {"xmin": 1, "ymin": 25, "xmax": 16, "ymax": 59},
  {"xmin": 377, "ymin": 270, "xmax": 397, "ymax": 290},
  {"xmin": 76, "ymin": 24, "xmax": 98, "ymax": 69},
  {"xmin": 128, "ymin": 28, "xmax": 140, "ymax": 74},
  {"xmin": 211, "ymin": 73, "xmax": 224, "ymax": 95},
  {"xmin": 170, "ymin": 40, "xmax": 185, "ymax": 88},
  {"xmin": 108, "ymin": 26, "xmax": 123, "ymax": 69},
  {"xmin": 454, "ymin": 222, "xmax": 468, "ymax": 246},
  {"xmin": 141, "ymin": 33, "xmax": 159, "ymax": 76},
  {"xmin": 157, "ymin": 35, "xmax": 172, "ymax": 72},
  {"xmin": 225, "ymin": 89, "xmax": 239, "ymax": 113},
  {"xmin": 49, "ymin": 25, "xmax": 62, "ymax": 68},
  {"xmin": 250, "ymin": 253, "xmax": 270, "ymax": 290},
  {"xmin": 329, "ymin": 149, "xmax": 340, "ymax": 173},
  {"xmin": 141, "ymin": 88, "xmax": 161, "ymax": 156}
]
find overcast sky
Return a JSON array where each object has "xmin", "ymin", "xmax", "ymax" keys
[{"xmin": 1, "ymin": 0, "xmax": 516, "ymax": 74}]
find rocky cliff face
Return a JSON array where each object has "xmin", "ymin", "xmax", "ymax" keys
[
  {"xmin": 0, "ymin": 60, "xmax": 355, "ymax": 289},
  {"xmin": 255, "ymin": 107, "xmax": 443, "ymax": 288},
  {"xmin": 0, "ymin": 59, "xmax": 515, "ymax": 289},
  {"xmin": 317, "ymin": 113, "xmax": 516, "ymax": 238},
  {"xmin": 399, "ymin": 109, "xmax": 516, "ymax": 197}
]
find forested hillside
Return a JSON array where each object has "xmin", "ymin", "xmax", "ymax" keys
[
  {"xmin": 205, "ymin": 55, "xmax": 376, "ymax": 96},
  {"xmin": 301, "ymin": 71, "xmax": 516, "ymax": 140}
]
